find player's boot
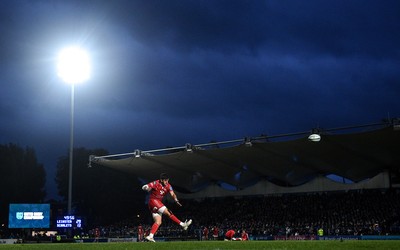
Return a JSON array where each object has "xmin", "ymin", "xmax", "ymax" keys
[
  {"xmin": 182, "ymin": 219, "xmax": 192, "ymax": 230},
  {"xmin": 145, "ymin": 235, "xmax": 155, "ymax": 242}
]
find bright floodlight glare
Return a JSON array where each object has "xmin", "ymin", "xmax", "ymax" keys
[{"xmin": 57, "ymin": 47, "xmax": 91, "ymax": 84}]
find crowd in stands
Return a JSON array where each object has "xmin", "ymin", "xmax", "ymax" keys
[
  {"xmin": 2, "ymin": 188, "xmax": 400, "ymax": 240},
  {"xmin": 99, "ymin": 188, "xmax": 400, "ymax": 239}
]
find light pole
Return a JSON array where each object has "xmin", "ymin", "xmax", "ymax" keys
[{"xmin": 57, "ymin": 47, "xmax": 91, "ymax": 214}]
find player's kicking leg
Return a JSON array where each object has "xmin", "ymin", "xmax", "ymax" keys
[{"xmin": 181, "ymin": 219, "xmax": 192, "ymax": 230}]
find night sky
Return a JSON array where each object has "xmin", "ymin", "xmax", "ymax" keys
[{"xmin": 1, "ymin": 0, "xmax": 399, "ymax": 199}]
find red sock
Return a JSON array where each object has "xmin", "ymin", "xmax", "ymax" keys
[
  {"xmin": 150, "ymin": 223, "xmax": 160, "ymax": 235},
  {"xmin": 169, "ymin": 214, "xmax": 181, "ymax": 225}
]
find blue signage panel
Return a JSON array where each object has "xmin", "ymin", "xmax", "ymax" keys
[{"xmin": 8, "ymin": 204, "xmax": 50, "ymax": 228}]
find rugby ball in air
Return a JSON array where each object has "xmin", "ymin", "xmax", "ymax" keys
[{"xmin": 308, "ymin": 134, "xmax": 321, "ymax": 142}]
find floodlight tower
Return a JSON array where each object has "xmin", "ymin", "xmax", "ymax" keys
[{"xmin": 57, "ymin": 47, "xmax": 91, "ymax": 214}]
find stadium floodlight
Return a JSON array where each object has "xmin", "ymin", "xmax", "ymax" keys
[
  {"xmin": 392, "ymin": 118, "xmax": 400, "ymax": 131},
  {"xmin": 57, "ymin": 47, "xmax": 91, "ymax": 84},
  {"xmin": 134, "ymin": 149, "xmax": 142, "ymax": 158},
  {"xmin": 244, "ymin": 137, "xmax": 252, "ymax": 147},
  {"xmin": 185, "ymin": 143, "xmax": 193, "ymax": 153},
  {"xmin": 308, "ymin": 128, "xmax": 321, "ymax": 142},
  {"xmin": 57, "ymin": 46, "xmax": 91, "ymax": 214}
]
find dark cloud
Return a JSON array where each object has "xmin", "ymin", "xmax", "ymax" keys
[
  {"xmin": 91, "ymin": 0, "xmax": 400, "ymax": 58},
  {"xmin": 0, "ymin": 0, "xmax": 399, "ymax": 199}
]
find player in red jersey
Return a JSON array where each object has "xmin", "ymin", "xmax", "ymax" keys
[
  {"xmin": 212, "ymin": 226, "xmax": 219, "ymax": 240},
  {"xmin": 142, "ymin": 173, "xmax": 192, "ymax": 242},
  {"xmin": 241, "ymin": 229, "xmax": 249, "ymax": 241},
  {"xmin": 137, "ymin": 224, "xmax": 144, "ymax": 242},
  {"xmin": 203, "ymin": 226, "xmax": 209, "ymax": 240},
  {"xmin": 224, "ymin": 229, "xmax": 236, "ymax": 241},
  {"xmin": 225, "ymin": 229, "xmax": 243, "ymax": 241}
]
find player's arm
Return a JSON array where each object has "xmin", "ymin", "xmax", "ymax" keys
[
  {"xmin": 142, "ymin": 183, "xmax": 152, "ymax": 192},
  {"xmin": 169, "ymin": 190, "xmax": 182, "ymax": 207}
]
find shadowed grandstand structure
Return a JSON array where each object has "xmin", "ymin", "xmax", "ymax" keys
[{"xmin": 90, "ymin": 119, "xmax": 400, "ymax": 238}]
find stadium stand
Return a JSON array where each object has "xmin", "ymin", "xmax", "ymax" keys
[{"xmin": 82, "ymin": 188, "xmax": 400, "ymax": 240}]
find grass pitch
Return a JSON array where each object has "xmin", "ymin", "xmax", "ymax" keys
[{"xmin": 1, "ymin": 240, "xmax": 400, "ymax": 250}]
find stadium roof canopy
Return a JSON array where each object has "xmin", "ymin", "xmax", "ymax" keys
[{"xmin": 90, "ymin": 119, "xmax": 400, "ymax": 193}]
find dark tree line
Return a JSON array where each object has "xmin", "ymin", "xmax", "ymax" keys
[
  {"xmin": 55, "ymin": 147, "xmax": 145, "ymax": 226},
  {"xmin": 0, "ymin": 144, "xmax": 46, "ymax": 225},
  {"xmin": 1, "ymin": 143, "xmax": 145, "ymax": 229}
]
